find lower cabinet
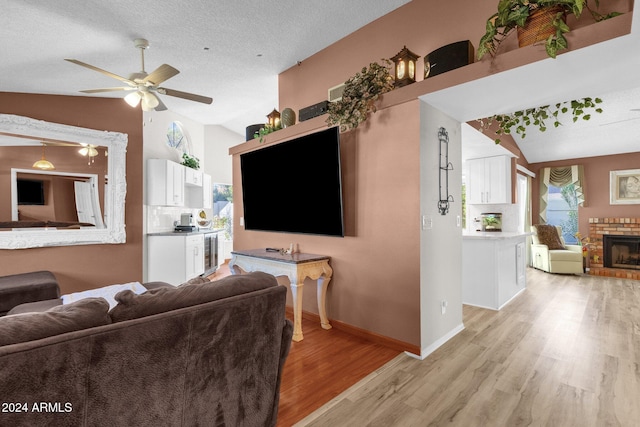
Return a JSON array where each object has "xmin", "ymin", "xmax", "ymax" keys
[
  {"xmin": 148, "ymin": 234, "xmax": 205, "ymax": 286},
  {"xmin": 462, "ymin": 234, "xmax": 527, "ymax": 310}
]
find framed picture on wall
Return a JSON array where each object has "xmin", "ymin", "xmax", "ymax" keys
[{"xmin": 610, "ymin": 169, "xmax": 640, "ymax": 204}]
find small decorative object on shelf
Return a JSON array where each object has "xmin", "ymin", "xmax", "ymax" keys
[
  {"xmin": 424, "ymin": 41, "xmax": 474, "ymax": 79},
  {"xmin": 438, "ymin": 127, "xmax": 454, "ymax": 215},
  {"xmin": 267, "ymin": 108, "xmax": 281, "ymax": 129},
  {"xmin": 281, "ymin": 108, "xmax": 296, "ymax": 127},
  {"xmin": 390, "ymin": 46, "xmax": 420, "ymax": 87},
  {"xmin": 181, "ymin": 152, "xmax": 200, "ymax": 170}
]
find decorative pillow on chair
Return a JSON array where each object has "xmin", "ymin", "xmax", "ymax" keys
[{"xmin": 535, "ymin": 225, "xmax": 566, "ymax": 250}]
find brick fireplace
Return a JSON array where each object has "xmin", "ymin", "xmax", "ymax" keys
[{"xmin": 588, "ymin": 217, "xmax": 640, "ymax": 280}]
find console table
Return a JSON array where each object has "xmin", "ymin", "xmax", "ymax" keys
[{"xmin": 229, "ymin": 249, "xmax": 333, "ymax": 342}]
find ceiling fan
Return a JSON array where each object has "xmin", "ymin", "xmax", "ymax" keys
[{"xmin": 65, "ymin": 38, "xmax": 213, "ymax": 111}]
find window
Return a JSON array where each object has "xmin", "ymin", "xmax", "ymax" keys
[{"xmin": 546, "ymin": 183, "xmax": 578, "ymax": 244}]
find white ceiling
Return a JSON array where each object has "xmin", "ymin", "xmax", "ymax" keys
[
  {"xmin": 1, "ymin": 0, "xmax": 410, "ymax": 136},
  {"xmin": 2, "ymin": 1, "xmax": 638, "ymax": 164}
]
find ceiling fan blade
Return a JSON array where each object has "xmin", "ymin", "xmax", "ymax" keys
[
  {"xmin": 65, "ymin": 59, "xmax": 135, "ymax": 86},
  {"xmin": 154, "ymin": 95, "xmax": 168, "ymax": 111},
  {"xmin": 80, "ymin": 87, "xmax": 136, "ymax": 94},
  {"xmin": 143, "ymin": 64, "xmax": 179, "ymax": 86},
  {"xmin": 157, "ymin": 87, "xmax": 213, "ymax": 104}
]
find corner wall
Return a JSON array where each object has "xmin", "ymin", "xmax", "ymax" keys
[{"xmin": 419, "ymin": 102, "xmax": 463, "ymax": 357}]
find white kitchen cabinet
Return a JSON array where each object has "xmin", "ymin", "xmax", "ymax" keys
[
  {"xmin": 185, "ymin": 167, "xmax": 203, "ymax": 187},
  {"xmin": 148, "ymin": 234, "xmax": 205, "ymax": 285},
  {"xmin": 467, "ymin": 155, "xmax": 512, "ymax": 204},
  {"xmin": 186, "ymin": 172, "xmax": 212, "ymax": 209},
  {"xmin": 147, "ymin": 159, "xmax": 185, "ymax": 206},
  {"xmin": 462, "ymin": 232, "xmax": 527, "ymax": 310}
]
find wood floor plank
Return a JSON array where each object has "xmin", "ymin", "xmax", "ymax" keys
[{"xmin": 296, "ymin": 268, "xmax": 640, "ymax": 426}]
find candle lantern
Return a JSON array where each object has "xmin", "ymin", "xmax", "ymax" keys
[
  {"xmin": 266, "ymin": 108, "xmax": 281, "ymax": 129},
  {"xmin": 391, "ymin": 46, "xmax": 420, "ymax": 88}
]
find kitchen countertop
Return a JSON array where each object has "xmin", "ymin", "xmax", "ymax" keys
[
  {"xmin": 147, "ymin": 228, "xmax": 224, "ymax": 237},
  {"xmin": 463, "ymin": 231, "xmax": 532, "ymax": 240}
]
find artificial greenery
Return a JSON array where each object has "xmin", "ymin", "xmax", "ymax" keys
[
  {"xmin": 253, "ymin": 123, "xmax": 282, "ymax": 143},
  {"xmin": 181, "ymin": 152, "xmax": 200, "ymax": 170},
  {"xmin": 478, "ymin": 97, "xmax": 603, "ymax": 144},
  {"xmin": 478, "ymin": 0, "xmax": 621, "ymax": 60},
  {"xmin": 326, "ymin": 59, "xmax": 395, "ymax": 132}
]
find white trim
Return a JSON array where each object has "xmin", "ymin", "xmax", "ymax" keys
[
  {"xmin": 406, "ymin": 322, "xmax": 465, "ymax": 360},
  {"xmin": 517, "ymin": 164, "xmax": 535, "ymax": 178}
]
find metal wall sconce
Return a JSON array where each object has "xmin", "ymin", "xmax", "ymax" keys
[{"xmin": 438, "ymin": 127, "xmax": 454, "ymax": 215}]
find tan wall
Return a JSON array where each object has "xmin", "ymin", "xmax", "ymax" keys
[
  {"xmin": 530, "ymin": 151, "xmax": 640, "ymax": 237},
  {"xmin": 232, "ymin": 101, "xmax": 422, "ymax": 346},
  {"xmin": 0, "ymin": 92, "xmax": 143, "ymax": 294}
]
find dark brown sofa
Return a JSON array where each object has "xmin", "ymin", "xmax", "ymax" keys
[{"xmin": 0, "ymin": 271, "xmax": 293, "ymax": 427}]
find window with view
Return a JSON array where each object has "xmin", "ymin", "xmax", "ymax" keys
[{"xmin": 546, "ymin": 183, "xmax": 579, "ymax": 244}]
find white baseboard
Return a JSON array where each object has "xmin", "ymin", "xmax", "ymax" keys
[{"xmin": 405, "ymin": 322, "xmax": 465, "ymax": 360}]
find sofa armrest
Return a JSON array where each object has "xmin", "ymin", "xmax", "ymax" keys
[
  {"xmin": 0, "ymin": 271, "xmax": 60, "ymax": 315},
  {"xmin": 565, "ymin": 245, "xmax": 583, "ymax": 254}
]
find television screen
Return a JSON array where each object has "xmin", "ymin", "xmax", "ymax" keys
[
  {"xmin": 17, "ymin": 179, "xmax": 45, "ymax": 205},
  {"xmin": 240, "ymin": 127, "xmax": 344, "ymax": 237}
]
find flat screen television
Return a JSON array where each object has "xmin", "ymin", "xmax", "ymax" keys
[
  {"xmin": 17, "ymin": 179, "xmax": 45, "ymax": 205},
  {"xmin": 240, "ymin": 127, "xmax": 344, "ymax": 237}
]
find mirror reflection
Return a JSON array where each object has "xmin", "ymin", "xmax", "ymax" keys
[
  {"xmin": 0, "ymin": 114, "xmax": 127, "ymax": 249},
  {"xmin": 1, "ymin": 139, "xmax": 108, "ymax": 230}
]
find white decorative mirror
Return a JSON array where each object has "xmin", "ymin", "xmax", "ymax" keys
[{"xmin": 0, "ymin": 114, "xmax": 127, "ymax": 249}]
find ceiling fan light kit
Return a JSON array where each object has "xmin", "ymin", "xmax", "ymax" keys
[{"xmin": 65, "ymin": 38, "xmax": 212, "ymax": 111}]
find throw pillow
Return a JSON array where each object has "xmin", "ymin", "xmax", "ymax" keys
[
  {"xmin": 536, "ymin": 225, "xmax": 566, "ymax": 250},
  {"xmin": 0, "ymin": 297, "xmax": 111, "ymax": 347},
  {"xmin": 109, "ymin": 271, "xmax": 278, "ymax": 323}
]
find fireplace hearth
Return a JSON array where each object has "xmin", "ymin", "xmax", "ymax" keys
[{"xmin": 603, "ymin": 235, "xmax": 640, "ymax": 270}]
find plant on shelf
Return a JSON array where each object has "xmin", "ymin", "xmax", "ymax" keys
[
  {"xmin": 181, "ymin": 152, "xmax": 200, "ymax": 170},
  {"xmin": 477, "ymin": 96, "xmax": 603, "ymax": 144},
  {"xmin": 253, "ymin": 123, "xmax": 282, "ymax": 143},
  {"xmin": 326, "ymin": 59, "xmax": 395, "ymax": 132},
  {"xmin": 477, "ymin": 0, "xmax": 621, "ymax": 60}
]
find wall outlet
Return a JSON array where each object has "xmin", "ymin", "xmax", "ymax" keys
[
  {"xmin": 239, "ymin": 217, "xmax": 245, "ymax": 226},
  {"xmin": 422, "ymin": 215, "xmax": 433, "ymax": 230},
  {"xmin": 441, "ymin": 300, "xmax": 447, "ymax": 315}
]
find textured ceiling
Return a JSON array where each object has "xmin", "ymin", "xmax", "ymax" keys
[
  {"xmin": 2, "ymin": 1, "xmax": 638, "ymax": 164},
  {"xmin": 1, "ymin": 0, "xmax": 410, "ymax": 135}
]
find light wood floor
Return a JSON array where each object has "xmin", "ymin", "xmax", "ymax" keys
[{"xmin": 295, "ymin": 268, "xmax": 640, "ymax": 426}]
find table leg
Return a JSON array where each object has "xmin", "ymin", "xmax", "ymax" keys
[
  {"xmin": 317, "ymin": 276, "xmax": 332, "ymax": 330},
  {"xmin": 290, "ymin": 279, "xmax": 304, "ymax": 342}
]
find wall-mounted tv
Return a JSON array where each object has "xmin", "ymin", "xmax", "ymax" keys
[
  {"xmin": 240, "ymin": 127, "xmax": 344, "ymax": 237},
  {"xmin": 17, "ymin": 179, "xmax": 45, "ymax": 205}
]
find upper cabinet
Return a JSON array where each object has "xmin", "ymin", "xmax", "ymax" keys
[
  {"xmin": 147, "ymin": 159, "xmax": 185, "ymax": 206},
  {"xmin": 147, "ymin": 159, "xmax": 212, "ymax": 208},
  {"xmin": 467, "ymin": 155, "xmax": 512, "ymax": 204}
]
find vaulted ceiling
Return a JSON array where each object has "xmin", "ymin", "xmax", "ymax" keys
[{"xmin": 2, "ymin": 1, "xmax": 638, "ymax": 164}]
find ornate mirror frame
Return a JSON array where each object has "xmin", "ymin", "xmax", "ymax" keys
[{"xmin": 0, "ymin": 114, "xmax": 127, "ymax": 249}]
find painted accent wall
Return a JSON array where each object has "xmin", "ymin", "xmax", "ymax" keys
[
  {"xmin": 530, "ymin": 151, "xmax": 640, "ymax": 236},
  {"xmin": 0, "ymin": 92, "xmax": 143, "ymax": 294}
]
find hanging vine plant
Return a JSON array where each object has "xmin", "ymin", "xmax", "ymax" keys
[
  {"xmin": 477, "ymin": 97, "xmax": 604, "ymax": 144},
  {"xmin": 326, "ymin": 59, "xmax": 395, "ymax": 132}
]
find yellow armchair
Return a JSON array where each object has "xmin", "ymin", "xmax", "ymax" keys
[{"xmin": 531, "ymin": 225, "xmax": 583, "ymax": 274}]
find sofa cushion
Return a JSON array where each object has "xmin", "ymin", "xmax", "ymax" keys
[
  {"xmin": 549, "ymin": 249, "xmax": 583, "ymax": 262},
  {"xmin": 0, "ymin": 270, "xmax": 59, "ymax": 315},
  {"xmin": 109, "ymin": 272, "xmax": 278, "ymax": 323},
  {"xmin": 535, "ymin": 225, "xmax": 565, "ymax": 250},
  {"xmin": 0, "ymin": 297, "xmax": 111, "ymax": 346}
]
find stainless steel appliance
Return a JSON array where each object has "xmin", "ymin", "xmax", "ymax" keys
[{"xmin": 203, "ymin": 232, "xmax": 219, "ymax": 276}]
